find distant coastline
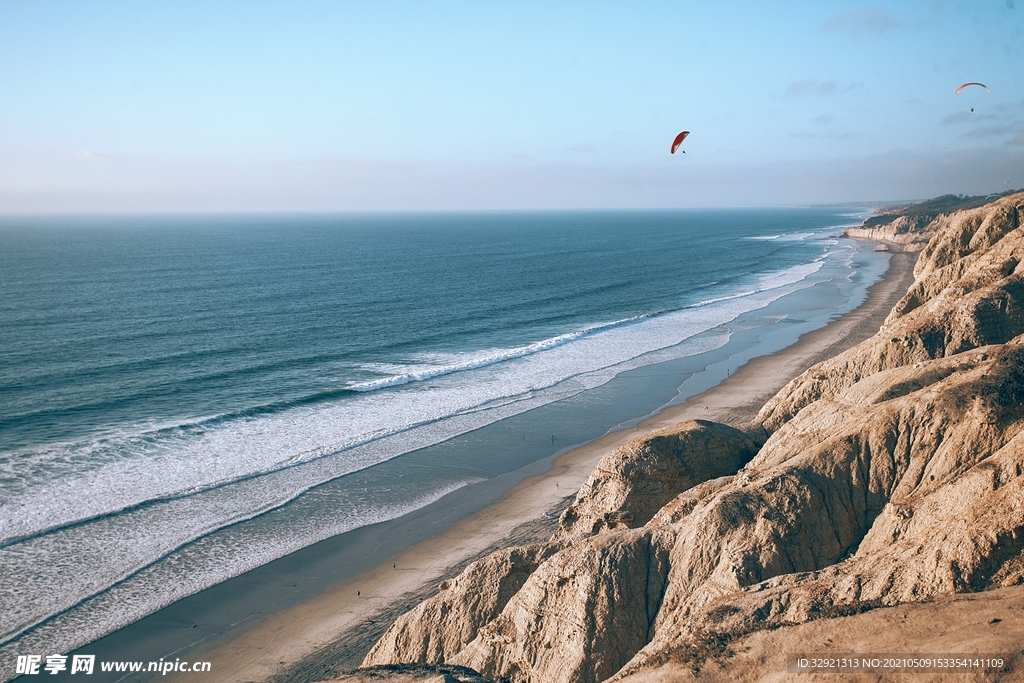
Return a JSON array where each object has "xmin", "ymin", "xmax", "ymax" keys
[
  {"xmin": 145, "ymin": 223, "xmax": 919, "ymax": 683},
  {"xmin": 1, "ymin": 209, "xmax": 884, "ymax": 680},
  {"xmin": 342, "ymin": 193, "xmax": 1024, "ymax": 682}
]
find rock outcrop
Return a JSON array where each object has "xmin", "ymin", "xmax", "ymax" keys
[
  {"xmin": 454, "ymin": 528, "xmax": 672, "ymax": 683},
  {"xmin": 331, "ymin": 663, "xmax": 493, "ymax": 682},
  {"xmin": 842, "ymin": 192, "xmax": 1014, "ymax": 250},
  {"xmin": 364, "ymin": 542, "xmax": 566, "ymax": 666},
  {"xmin": 843, "ymin": 213, "xmax": 938, "ymax": 249},
  {"xmin": 759, "ymin": 197, "xmax": 1024, "ymax": 431},
  {"xmin": 357, "ymin": 193, "xmax": 1024, "ymax": 683},
  {"xmin": 554, "ymin": 420, "xmax": 760, "ymax": 539}
]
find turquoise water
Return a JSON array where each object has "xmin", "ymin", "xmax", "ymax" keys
[{"xmin": 0, "ymin": 209, "xmax": 886, "ymax": 663}]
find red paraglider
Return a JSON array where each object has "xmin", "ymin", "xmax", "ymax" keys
[
  {"xmin": 955, "ymin": 82, "xmax": 990, "ymax": 95},
  {"xmin": 670, "ymin": 131, "xmax": 690, "ymax": 154}
]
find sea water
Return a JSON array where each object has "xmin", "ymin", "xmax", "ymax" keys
[{"xmin": 0, "ymin": 210, "xmax": 887, "ymax": 665}]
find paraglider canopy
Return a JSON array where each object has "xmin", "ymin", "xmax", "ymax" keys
[
  {"xmin": 670, "ymin": 131, "xmax": 690, "ymax": 154},
  {"xmin": 956, "ymin": 82, "xmax": 990, "ymax": 95}
]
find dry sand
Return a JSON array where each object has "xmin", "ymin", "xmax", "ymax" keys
[{"xmin": 171, "ymin": 249, "xmax": 919, "ymax": 683}]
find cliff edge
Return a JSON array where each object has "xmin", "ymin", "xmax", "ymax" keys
[
  {"xmin": 842, "ymin": 193, "xmax": 1017, "ymax": 250},
  {"xmin": 352, "ymin": 194, "xmax": 1024, "ymax": 682}
]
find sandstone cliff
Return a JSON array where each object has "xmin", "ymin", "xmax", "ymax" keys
[
  {"xmin": 842, "ymin": 193, "xmax": 1013, "ymax": 249},
  {"xmin": 365, "ymin": 542, "xmax": 567, "ymax": 666},
  {"xmin": 843, "ymin": 213, "xmax": 938, "ymax": 249},
  {"xmin": 554, "ymin": 420, "xmax": 761, "ymax": 539},
  {"xmin": 759, "ymin": 197, "xmax": 1023, "ymax": 431},
  {"xmin": 357, "ymin": 193, "xmax": 1024, "ymax": 682}
]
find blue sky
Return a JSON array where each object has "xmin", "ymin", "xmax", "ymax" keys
[{"xmin": 1, "ymin": 1, "xmax": 1022, "ymax": 211}]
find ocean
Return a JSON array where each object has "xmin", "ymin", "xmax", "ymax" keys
[{"xmin": 0, "ymin": 210, "xmax": 888, "ymax": 668}]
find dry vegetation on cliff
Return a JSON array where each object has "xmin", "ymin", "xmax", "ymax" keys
[{"xmin": 346, "ymin": 194, "xmax": 1024, "ymax": 682}]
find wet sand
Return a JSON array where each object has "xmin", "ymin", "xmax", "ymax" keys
[{"xmin": 149, "ymin": 248, "xmax": 918, "ymax": 683}]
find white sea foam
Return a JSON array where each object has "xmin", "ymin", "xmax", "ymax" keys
[
  {"xmin": 0, "ymin": 258, "xmax": 831, "ymax": 547},
  {"xmin": 0, "ymin": 243, "xmax": 861, "ymax": 656},
  {"xmin": 0, "ymin": 479, "xmax": 470, "ymax": 655},
  {"xmin": 346, "ymin": 316, "xmax": 646, "ymax": 392},
  {"xmin": 776, "ymin": 232, "xmax": 816, "ymax": 241}
]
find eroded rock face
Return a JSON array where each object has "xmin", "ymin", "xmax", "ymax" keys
[
  {"xmin": 555, "ymin": 420, "xmax": 759, "ymax": 539},
  {"xmin": 914, "ymin": 202, "xmax": 1021, "ymax": 280},
  {"xmin": 634, "ymin": 428, "xmax": 1024, "ymax": 677},
  {"xmin": 362, "ymin": 193, "xmax": 1024, "ymax": 683},
  {"xmin": 615, "ymin": 338, "xmax": 1024, "ymax": 679},
  {"xmin": 452, "ymin": 529, "xmax": 672, "ymax": 683},
  {"xmin": 364, "ymin": 542, "xmax": 565, "ymax": 667},
  {"xmin": 843, "ymin": 214, "xmax": 938, "ymax": 249},
  {"xmin": 757, "ymin": 195, "xmax": 1024, "ymax": 432}
]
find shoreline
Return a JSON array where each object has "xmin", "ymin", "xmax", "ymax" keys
[{"xmin": 156, "ymin": 246, "xmax": 918, "ymax": 683}]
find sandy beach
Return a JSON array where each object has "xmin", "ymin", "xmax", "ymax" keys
[
  {"xmin": 6, "ymin": 3, "xmax": 1018, "ymax": 680},
  {"xmin": 151, "ymin": 246, "xmax": 918, "ymax": 683}
]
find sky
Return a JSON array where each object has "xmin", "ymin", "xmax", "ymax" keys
[{"xmin": 1, "ymin": 1, "xmax": 1022, "ymax": 212}]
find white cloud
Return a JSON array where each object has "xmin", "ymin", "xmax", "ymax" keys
[
  {"xmin": 784, "ymin": 80, "xmax": 838, "ymax": 97},
  {"xmin": 789, "ymin": 130, "xmax": 857, "ymax": 140},
  {"xmin": 820, "ymin": 7, "xmax": 901, "ymax": 34},
  {"xmin": 966, "ymin": 125, "xmax": 1016, "ymax": 138},
  {"xmin": 942, "ymin": 111, "xmax": 973, "ymax": 125}
]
